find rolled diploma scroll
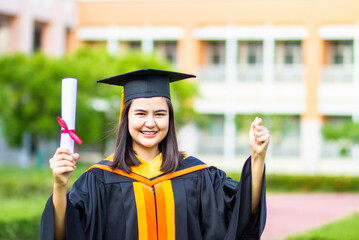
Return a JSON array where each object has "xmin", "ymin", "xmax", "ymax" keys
[{"xmin": 59, "ymin": 78, "xmax": 78, "ymax": 154}]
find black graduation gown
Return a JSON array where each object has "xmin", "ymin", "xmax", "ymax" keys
[{"xmin": 41, "ymin": 156, "xmax": 266, "ymax": 240}]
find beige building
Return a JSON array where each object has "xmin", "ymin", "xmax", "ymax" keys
[
  {"xmin": 2, "ymin": 0, "xmax": 359, "ymax": 174},
  {"xmin": 71, "ymin": 0, "xmax": 359, "ymax": 174},
  {"xmin": 72, "ymin": 0, "xmax": 359, "ymax": 175},
  {"xmin": 0, "ymin": 0, "xmax": 76, "ymax": 166},
  {"xmin": 0, "ymin": 0, "xmax": 76, "ymax": 55}
]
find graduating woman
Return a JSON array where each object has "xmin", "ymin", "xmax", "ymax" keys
[{"xmin": 41, "ymin": 69, "xmax": 270, "ymax": 240}]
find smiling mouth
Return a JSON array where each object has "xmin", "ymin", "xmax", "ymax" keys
[{"xmin": 141, "ymin": 131, "xmax": 157, "ymax": 135}]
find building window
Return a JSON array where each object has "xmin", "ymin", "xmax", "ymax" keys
[
  {"xmin": 197, "ymin": 115, "xmax": 224, "ymax": 155},
  {"xmin": 208, "ymin": 41, "xmax": 225, "ymax": 65},
  {"xmin": 322, "ymin": 40, "xmax": 354, "ymax": 82},
  {"xmin": 247, "ymin": 41, "xmax": 263, "ymax": 65},
  {"xmin": 276, "ymin": 41, "xmax": 302, "ymax": 65},
  {"xmin": 271, "ymin": 115, "xmax": 300, "ymax": 157},
  {"xmin": 33, "ymin": 22, "xmax": 46, "ymax": 52},
  {"xmin": 0, "ymin": 15, "xmax": 11, "ymax": 55},
  {"xmin": 155, "ymin": 41, "xmax": 177, "ymax": 66},
  {"xmin": 321, "ymin": 116, "xmax": 352, "ymax": 158},
  {"xmin": 237, "ymin": 41, "xmax": 263, "ymax": 82},
  {"xmin": 128, "ymin": 41, "xmax": 141, "ymax": 51},
  {"xmin": 84, "ymin": 41, "xmax": 107, "ymax": 48},
  {"xmin": 274, "ymin": 41, "xmax": 303, "ymax": 82},
  {"xmin": 235, "ymin": 115, "xmax": 300, "ymax": 157},
  {"xmin": 329, "ymin": 40, "xmax": 353, "ymax": 65},
  {"xmin": 198, "ymin": 41, "xmax": 226, "ymax": 81}
]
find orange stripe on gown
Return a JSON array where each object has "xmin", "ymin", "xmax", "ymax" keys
[
  {"xmin": 142, "ymin": 184, "xmax": 157, "ymax": 239},
  {"xmin": 133, "ymin": 182, "xmax": 157, "ymax": 240},
  {"xmin": 155, "ymin": 180, "xmax": 175, "ymax": 240}
]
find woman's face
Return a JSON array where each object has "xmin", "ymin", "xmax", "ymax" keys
[{"xmin": 128, "ymin": 97, "xmax": 169, "ymax": 155}]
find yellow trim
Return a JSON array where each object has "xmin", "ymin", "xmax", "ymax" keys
[
  {"xmin": 163, "ymin": 180, "xmax": 176, "ymax": 239},
  {"xmin": 133, "ymin": 182, "xmax": 148, "ymax": 240},
  {"xmin": 87, "ymin": 164, "xmax": 209, "ymax": 187},
  {"xmin": 104, "ymin": 154, "xmax": 114, "ymax": 161},
  {"xmin": 103, "ymin": 153, "xmax": 189, "ymax": 163},
  {"xmin": 119, "ymin": 88, "xmax": 125, "ymax": 123},
  {"xmin": 131, "ymin": 153, "xmax": 164, "ymax": 179}
]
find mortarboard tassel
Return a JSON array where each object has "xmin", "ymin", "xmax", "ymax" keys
[{"xmin": 119, "ymin": 89, "xmax": 125, "ymax": 124}]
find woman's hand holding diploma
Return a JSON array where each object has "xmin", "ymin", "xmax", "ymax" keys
[
  {"xmin": 50, "ymin": 78, "xmax": 82, "ymax": 240},
  {"xmin": 50, "ymin": 148, "xmax": 80, "ymax": 240},
  {"xmin": 50, "ymin": 148, "xmax": 80, "ymax": 188}
]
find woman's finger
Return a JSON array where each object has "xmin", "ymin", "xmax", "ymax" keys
[
  {"xmin": 254, "ymin": 117, "xmax": 263, "ymax": 126},
  {"xmin": 51, "ymin": 160, "xmax": 76, "ymax": 172},
  {"xmin": 51, "ymin": 159, "xmax": 76, "ymax": 167},
  {"xmin": 50, "ymin": 162, "xmax": 75, "ymax": 172},
  {"xmin": 255, "ymin": 125, "xmax": 265, "ymax": 131},
  {"xmin": 54, "ymin": 147, "xmax": 71, "ymax": 156},
  {"xmin": 257, "ymin": 131, "xmax": 270, "ymax": 143},
  {"xmin": 72, "ymin": 153, "xmax": 80, "ymax": 162},
  {"xmin": 255, "ymin": 129, "xmax": 267, "ymax": 138},
  {"xmin": 50, "ymin": 153, "xmax": 78, "ymax": 164},
  {"xmin": 52, "ymin": 166, "xmax": 76, "ymax": 175}
]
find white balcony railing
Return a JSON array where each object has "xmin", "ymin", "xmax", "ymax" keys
[
  {"xmin": 321, "ymin": 65, "xmax": 353, "ymax": 82},
  {"xmin": 199, "ymin": 64, "xmax": 304, "ymax": 83},
  {"xmin": 198, "ymin": 65, "xmax": 226, "ymax": 82},
  {"xmin": 237, "ymin": 65, "xmax": 263, "ymax": 82},
  {"xmin": 274, "ymin": 65, "xmax": 304, "ymax": 82},
  {"xmin": 197, "ymin": 134, "xmax": 224, "ymax": 155}
]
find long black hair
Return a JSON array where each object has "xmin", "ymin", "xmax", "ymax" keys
[{"xmin": 109, "ymin": 98, "xmax": 184, "ymax": 173}]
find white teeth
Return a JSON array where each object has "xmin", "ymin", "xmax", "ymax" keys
[{"xmin": 141, "ymin": 131, "xmax": 156, "ymax": 135}]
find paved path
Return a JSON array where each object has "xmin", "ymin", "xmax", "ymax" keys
[{"xmin": 262, "ymin": 193, "xmax": 359, "ymax": 240}]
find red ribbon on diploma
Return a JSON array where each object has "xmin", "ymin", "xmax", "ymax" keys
[{"xmin": 57, "ymin": 117, "xmax": 83, "ymax": 145}]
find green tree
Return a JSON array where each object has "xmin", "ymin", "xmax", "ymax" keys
[
  {"xmin": 0, "ymin": 48, "xmax": 197, "ymax": 163},
  {"xmin": 0, "ymin": 53, "xmax": 62, "ymax": 154}
]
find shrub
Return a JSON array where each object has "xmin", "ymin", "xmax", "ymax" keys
[{"xmin": 227, "ymin": 173, "xmax": 359, "ymax": 192}]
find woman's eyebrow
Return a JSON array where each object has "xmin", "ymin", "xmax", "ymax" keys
[
  {"xmin": 155, "ymin": 109, "xmax": 168, "ymax": 113},
  {"xmin": 134, "ymin": 109, "xmax": 147, "ymax": 112},
  {"xmin": 133, "ymin": 109, "xmax": 168, "ymax": 112}
]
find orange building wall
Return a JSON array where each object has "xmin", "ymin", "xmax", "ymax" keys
[
  {"xmin": 66, "ymin": 28, "xmax": 82, "ymax": 53},
  {"xmin": 78, "ymin": 0, "xmax": 359, "ymax": 25}
]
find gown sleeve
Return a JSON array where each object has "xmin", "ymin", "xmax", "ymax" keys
[
  {"xmin": 199, "ymin": 156, "xmax": 266, "ymax": 240},
  {"xmin": 40, "ymin": 169, "xmax": 106, "ymax": 240}
]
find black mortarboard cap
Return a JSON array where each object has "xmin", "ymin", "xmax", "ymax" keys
[{"xmin": 97, "ymin": 68, "xmax": 196, "ymax": 102}]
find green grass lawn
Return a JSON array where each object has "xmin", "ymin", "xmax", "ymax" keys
[
  {"xmin": 286, "ymin": 213, "xmax": 359, "ymax": 240},
  {"xmin": 0, "ymin": 164, "xmax": 90, "ymax": 240},
  {"xmin": 0, "ymin": 196, "xmax": 48, "ymax": 222},
  {"xmin": 0, "ymin": 197, "xmax": 46, "ymax": 240}
]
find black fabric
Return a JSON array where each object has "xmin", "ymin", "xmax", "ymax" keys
[
  {"xmin": 96, "ymin": 68, "xmax": 196, "ymax": 102},
  {"xmin": 40, "ymin": 156, "xmax": 266, "ymax": 240}
]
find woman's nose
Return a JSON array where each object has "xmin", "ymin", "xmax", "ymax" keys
[{"xmin": 144, "ymin": 116, "xmax": 155, "ymax": 127}]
